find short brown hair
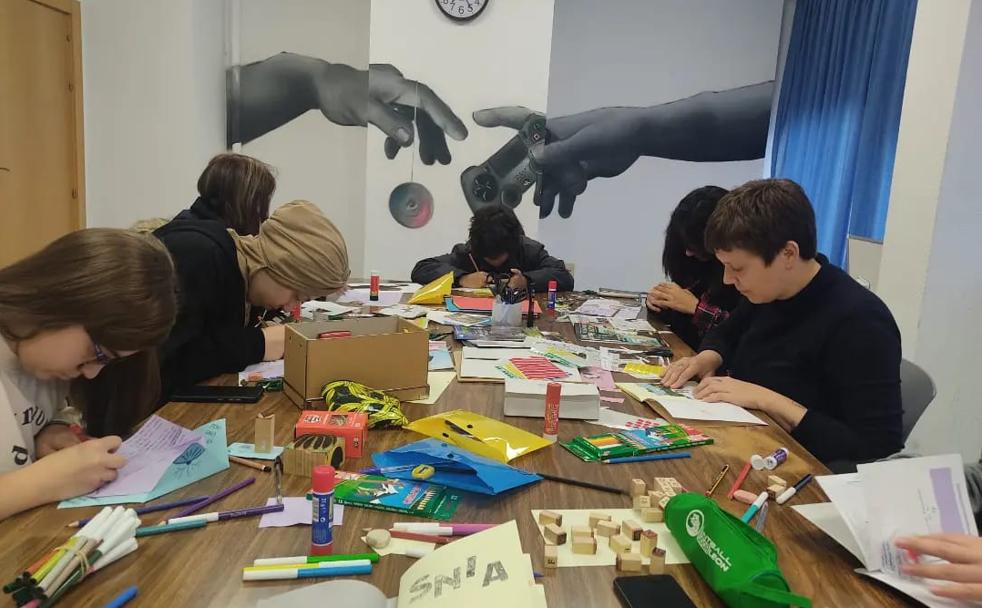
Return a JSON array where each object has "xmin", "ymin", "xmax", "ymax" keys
[
  {"xmin": 197, "ymin": 153, "xmax": 276, "ymax": 235},
  {"xmin": 0, "ymin": 229, "xmax": 178, "ymax": 435},
  {"xmin": 705, "ymin": 178, "xmax": 817, "ymax": 263}
]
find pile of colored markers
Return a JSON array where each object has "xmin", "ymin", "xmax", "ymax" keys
[{"xmin": 3, "ymin": 507, "xmax": 140, "ymax": 607}]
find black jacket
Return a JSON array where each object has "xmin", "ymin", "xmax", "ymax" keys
[
  {"xmin": 700, "ymin": 256, "xmax": 902, "ymax": 467},
  {"xmin": 411, "ymin": 237, "xmax": 574, "ymax": 292},
  {"xmin": 174, "ymin": 197, "xmax": 225, "ymax": 225},
  {"xmin": 154, "ymin": 219, "xmax": 265, "ymax": 400}
]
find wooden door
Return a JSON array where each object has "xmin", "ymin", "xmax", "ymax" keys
[{"xmin": 0, "ymin": 0, "xmax": 85, "ymax": 267}]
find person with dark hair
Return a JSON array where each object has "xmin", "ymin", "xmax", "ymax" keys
[
  {"xmin": 646, "ymin": 186, "xmax": 741, "ymax": 349},
  {"xmin": 175, "ymin": 153, "xmax": 277, "ymax": 236},
  {"xmin": 661, "ymin": 178, "xmax": 902, "ymax": 468},
  {"xmin": 411, "ymin": 206, "xmax": 573, "ymax": 292}
]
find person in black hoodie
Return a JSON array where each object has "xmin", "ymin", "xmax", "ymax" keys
[
  {"xmin": 661, "ymin": 179, "xmax": 902, "ymax": 468},
  {"xmin": 155, "ymin": 201, "xmax": 350, "ymax": 400},
  {"xmin": 175, "ymin": 153, "xmax": 276, "ymax": 236},
  {"xmin": 411, "ymin": 206, "xmax": 573, "ymax": 292}
]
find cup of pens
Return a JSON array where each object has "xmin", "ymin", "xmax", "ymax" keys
[{"xmin": 491, "ymin": 296, "xmax": 523, "ymax": 327}]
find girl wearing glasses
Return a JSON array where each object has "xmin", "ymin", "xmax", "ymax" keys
[{"xmin": 0, "ymin": 229, "xmax": 177, "ymax": 519}]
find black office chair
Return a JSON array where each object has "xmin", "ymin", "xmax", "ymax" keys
[{"xmin": 900, "ymin": 358, "xmax": 936, "ymax": 441}]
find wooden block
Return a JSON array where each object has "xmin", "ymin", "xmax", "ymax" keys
[
  {"xmin": 543, "ymin": 544, "xmax": 558, "ymax": 569},
  {"xmin": 572, "ymin": 535, "xmax": 597, "ymax": 555},
  {"xmin": 632, "ymin": 495, "xmax": 651, "ymax": 510},
  {"xmin": 648, "ymin": 490, "xmax": 665, "ymax": 501},
  {"xmin": 767, "ymin": 484, "xmax": 785, "ymax": 499},
  {"xmin": 630, "ymin": 478, "xmax": 647, "ymax": 497},
  {"xmin": 658, "ymin": 495, "xmax": 672, "ymax": 509},
  {"xmin": 538, "ymin": 510, "xmax": 563, "ymax": 527},
  {"xmin": 589, "ymin": 512, "xmax": 612, "ymax": 528},
  {"xmin": 622, "ymin": 519, "xmax": 643, "ymax": 541},
  {"xmin": 254, "ymin": 414, "xmax": 275, "ymax": 454},
  {"xmin": 655, "ymin": 477, "xmax": 685, "ymax": 494},
  {"xmin": 609, "ymin": 534, "xmax": 632, "ymax": 555},
  {"xmin": 640, "ymin": 530, "xmax": 659, "ymax": 557},
  {"xmin": 768, "ymin": 475, "xmax": 787, "ymax": 488},
  {"xmin": 733, "ymin": 489, "xmax": 758, "ymax": 505},
  {"xmin": 649, "ymin": 547, "xmax": 667, "ymax": 574},
  {"xmin": 640, "ymin": 507, "xmax": 664, "ymax": 523},
  {"xmin": 544, "ymin": 524, "xmax": 567, "ymax": 545},
  {"xmin": 616, "ymin": 552, "xmax": 644, "ymax": 572},
  {"xmin": 571, "ymin": 525, "xmax": 593, "ymax": 538},
  {"xmin": 596, "ymin": 520, "xmax": 619, "ymax": 537}
]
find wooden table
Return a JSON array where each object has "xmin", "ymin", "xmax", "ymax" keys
[{"xmin": 0, "ymin": 301, "xmax": 917, "ymax": 607}]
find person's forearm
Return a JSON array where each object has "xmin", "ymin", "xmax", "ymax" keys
[
  {"xmin": 758, "ymin": 392, "xmax": 807, "ymax": 433},
  {"xmin": 233, "ymin": 53, "xmax": 326, "ymax": 144},
  {"xmin": 640, "ymin": 81, "xmax": 774, "ymax": 162},
  {"xmin": 0, "ymin": 468, "xmax": 52, "ymax": 521}
]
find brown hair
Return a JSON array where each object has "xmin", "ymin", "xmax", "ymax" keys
[
  {"xmin": 197, "ymin": 153, "xmax": 276, "ymax": 236},
  {"xmin": 0, "ymin": 229, "xmax": 178, "ymax": 436},
  {"xmin": 705, "ymin": 178, "xmax": 818, "ymax": 264}
]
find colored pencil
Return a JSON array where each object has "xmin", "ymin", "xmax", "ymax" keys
[
  {"xmin": 135, "ymin": 520, "xmax": 207, "ymax": 537},
  {"xmin": 603, "ymin": 452, "xmax": 691, "ymax": 464},
  {"xmin": 242, "ymin": 563, "xmax": 372, "ymax": 581},
  {"xmin": 705, "ymin": 464, "xmax": 730, "ymax": 497},
  {"xmin": 67, "ymin": 496, "xmax": 208, "ymax": 528},
  {"xmin": 229, "ymin": 456, "xmax": 271, "ymax": 472},
  {"xmin": 167, "ymin": 503, "xmax": 284, "ymax": 525},
  {"xmin": 726, "ymin": 462, "xmax": 752, "ymax": 499},
  {"xmin": 388, "ymin": 530, "xmax": 453, "ymax": 545},
  {"xmin": 104, "ymin": 585, "xmax": 138, "ymax": 608},
  {"xmin": 171, "ymin": 477, "xmax": 255, "ymax": 518},
  {"xmin": 252, "ymin": 553, "xmax": 380, "ymax": 567},
  {"xmin": 536, "ymin": 472, "xmax": 629, "ymax": 496}
]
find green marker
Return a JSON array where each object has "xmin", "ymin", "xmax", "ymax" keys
[
  {"xmin": 251, "ymin": 553, "xmax": 380, "ymax": 567},
  {"xmin": 135, "ymin": 520, "xmax": 207, "ymax": 537}
]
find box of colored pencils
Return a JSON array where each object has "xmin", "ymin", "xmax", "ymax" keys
[
  {"xmin": 561, "ymin": 424, "xmax": 713, "ymax": 462},
  {"xmin": 333, "ymin": 475, "xmax": 460, "ymax": 520}
]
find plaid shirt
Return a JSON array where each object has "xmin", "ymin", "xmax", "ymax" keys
[{"xmin": 691, "ymin": 289, "xmax": 731, "ymax": 336}]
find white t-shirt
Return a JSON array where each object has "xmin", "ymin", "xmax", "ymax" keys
[{"xmin": 0, "ymin": 338, "xmax": 69, "ymax": 474}]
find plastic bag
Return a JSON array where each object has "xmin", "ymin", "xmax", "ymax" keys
[
  {"xmin": 321, "ymin": 381, "xmax": 408, "ymax": 428},
  {"xmin": 405, "ymin": 409, "xmax": 552, "ymax": 462},
  {"xmin": 408, "ymin": 272, "xmax": 453, "ymax": 305}
]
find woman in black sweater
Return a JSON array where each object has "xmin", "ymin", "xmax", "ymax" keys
[
  {"xmin": 646, "ymin": 186, "xmax": 741, "ymax": 349},
  {"xmin": 175, "ymin": 153, "xmax": 276, "ymax": 236}
]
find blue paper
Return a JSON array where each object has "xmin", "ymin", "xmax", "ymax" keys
[
  {"xmin": 371, "ymin": 438, "xmax": 541, "ymax": 495},
  {"xmin": 58, "ymin": 419, "xmax": 230, "ymax": 509},
  {"xmin": 228, "ymin": 442, "xmax": 284, "ymax": 460}
]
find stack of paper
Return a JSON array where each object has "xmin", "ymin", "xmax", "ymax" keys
[
  {"xmin": 504, "ymin": 378, "xmax": 600, "ymax": 419},
  {"xmin": 574, "ymin": 298, "xmax": 625, "ymax": 317},
  {"xmin": 617, "ymin": 382, "xmax": 767, "ymax": 426},
  {"xmin": 498, "ymin": 356, "xmax": 573, "ymax": 380},
  {"xmin": 238, "ymin": 359, "xmax": 284, "ymax": 383},
  {"xmin": 427, "ymin": 310, "xmax": 490, "ymax": 327},
  {"xmin": 379, "ymin": 304, "xmax": 430, "ymax": 319},
  {"xmin": 794, "ymin": 455, "xmax": 977, "ymax": 608}
]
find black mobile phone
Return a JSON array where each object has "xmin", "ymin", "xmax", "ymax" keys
[
  {"xmin": 169, "ymin": 385, "xmax": 264, "ymax": 404},
  {"xmin": 613, "ymin": 575, "xmax": 696, "ymax": 608}
]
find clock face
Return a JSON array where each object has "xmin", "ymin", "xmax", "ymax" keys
[{"xmin": 435, "ymin": 0, "xmax": 489, "ymax": 22}]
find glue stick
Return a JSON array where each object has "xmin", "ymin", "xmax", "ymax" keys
[
  {"xmin": 547, "ymin": 280, "xmax": 558, "ymax": 312},
  {"xmin": 369, "ymin": 271, "xmax": 381, "ymax": 302},
  {"xmin": 310, "ymin": 465, "xmax": 336, "ymax": 555},
  {"xmin": 543, "ymin": 382, "xmax": 562, "ymax": 441},
  {"xmin": 751, "ymin": 447, "xmax": 789, "ymax": 470}
]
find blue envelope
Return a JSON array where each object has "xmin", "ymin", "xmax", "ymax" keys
[{"xmin": 370, "ymin": 438, "xmax": 541, "ymax": 495}]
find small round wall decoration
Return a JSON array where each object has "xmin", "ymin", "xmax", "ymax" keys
[{"xmin": 435, "ymin": 0, "xmax": 489, "ymax": 23}]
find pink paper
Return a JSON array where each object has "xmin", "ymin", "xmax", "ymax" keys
[
  {"xmin": 259, "ymin": 497, "xmax": 344, "ymax": 528},
  {"xmin": 581, "ymin": 366, "xmax": 618, "ymax": 391},
  {"xmin": 87, "ymin": 416, "xmax": 201, "ymax": 498}
]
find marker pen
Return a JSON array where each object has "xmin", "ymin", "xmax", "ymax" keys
[{"xmin": 740, "ymin": 491, "xmax": 769, "ymax": 523}]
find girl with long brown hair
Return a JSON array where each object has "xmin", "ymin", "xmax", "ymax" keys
[
  {"xmin": 175, "ymin": 153, "xmax": 276, "ymax": 236},
  {"xmin": 0, "ymin": 229, "xmax": 177, "ymax": 519}
]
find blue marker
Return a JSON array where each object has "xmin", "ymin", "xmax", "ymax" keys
[
  {"xmin": 104, "ymin": 585, "xmax": 137, "ymax": 608},
  {"xmin": 740, "ymin": 491, "xmax": 769, "ymax": 523},
  {"xmin": 603, "ymin": 452, "xmax": 691, "ymax": 464},
  {"xmin": 310, "ymin": 465, "xmax": 336, "ymax": 556}
]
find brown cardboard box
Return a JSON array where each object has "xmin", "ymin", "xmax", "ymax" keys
[{"xmin": 284, "ymin": 318, "xmax": 429, "ymax": 407}]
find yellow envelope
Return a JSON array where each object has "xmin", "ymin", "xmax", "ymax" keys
[
  {"xmin": 408, "ymin": 272, "xmax": 454, "ymax": 305},
  {"xmin": 405, "ymin": 410, "xmax": 552, "ymax": 462}
]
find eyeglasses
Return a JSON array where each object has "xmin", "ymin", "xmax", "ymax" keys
[{"xmin": 90, "ymin": 341, "xmax": 118, "ymax": 366}]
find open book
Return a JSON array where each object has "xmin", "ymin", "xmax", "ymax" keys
[
  {"xmin": 793, "ymin": 454, "xmax": 978, "ymax": 607},
  {"xmin": 257, "ymin": 520, "xmax": 545, "ymax": 608}
]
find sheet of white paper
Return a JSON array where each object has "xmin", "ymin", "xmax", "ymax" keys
[
  {"xmin": 459, "ymin": 358, "xmax": 508, "ymax": 380},
  {"xmin": 407, "ymin": 371, "xmax": 455, "ymax": 405},
  {"xmin": 859, "ymin": 454, "xmax": 976, "ymax": 573},
  {"xmin": 816, "ymin": 473, "xmax": 870, "ymax": 566},
  {"xmin": 257, "ymin": 580, "xmax": 390, "ymax": 608},
  {"xmin": 258, "ymin": 497, "xmax": 344, "ymax": 528},
  {"xmin": 587, "ymin": 407, "xmax": 669, "ymax": 431},
  {"xmin": 301, "ymin": 300, "xmax": 360, "ymax": 316},
  {"xmin": 792, "ymin": 503, "xmax": 866, "ymax": 564},
  {"xmin": 339, "ymin": 288, "xmax": 404, "ymax": 306},
  {"xmin": 227, "ymin": 442, "xmax": 284, "ymax": 460},
  {"xmin": 612, "ymin": 306, "xmax": 643, "ymax": 320},
  {"xmin": 859, "ymin": 570, "xmax": 973, "ymax": 608},
  {"xmin": 87, "ymin": 416, "xmax": 201, "ymax": 497},
  {"xmin": 529, "ymin": 509, "xmax": 688, "ymax": 567},
  {"xmin": 237, "ymin": 359, "xmax": 284, "ymax": 383},
  {"xmin": 574, "ymin": 298, "xmax": 624, "ymax": 317},
  {"xmin": 609, "ymin": 318, "xmax": 655, "ymax": 332},
  {"xmin": 378, "ymin": 304, "xmax": 430, "ymax": 319},
  {"xmin": 462, "ymin": 346, "xmax": 532, "ymax": 360},
  {"xmin": 655, "ymin": 396, "xmax": 768, "ymax": 425}
]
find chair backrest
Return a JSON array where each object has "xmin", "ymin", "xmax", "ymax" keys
[{"xmin": 900, "ymin": 358, "xmax": 936, "ymax": 441}]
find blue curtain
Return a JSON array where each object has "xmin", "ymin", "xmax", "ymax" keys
[{"xmin": 770, "ymin": 0, "xmax": 917, "ymax": 266}]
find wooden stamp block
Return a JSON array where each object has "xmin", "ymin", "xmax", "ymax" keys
[
  {"xmin": 589, "ymin": 512, "xmax": 612, "ymax": 528},
  {"xmin": 616, "ymin": 552, "xmax": 643, "ymax": 572},
  {"xmin": 640, "ymin": 529, "xmax": 659, "ymax": 557},
  {"xmin": 768, "ymin": 475, "xmax": 787, "ymax": 488},
  {"xmin": 571, "ymin": 525, "xmax": 593, "ymax": 538},
  {"xmin": 544, "ymin": 524, "xmax": 567, "ymax": 545},
  {"xmin": 538, "ymin": 510, "xmax": 563, "ymax": 527},
  {"xmin": 622, "ymin": 519, "xmax": 643, "ymax": 541},
  {"xmin": 648, "ymin": 490, "xmax": 665, "ymax": 501},
  {"xmin": 640, "ymin": 507, "xmax": 664, "ymax": 523},
  {"xmin": 596, "ymin": 520, "xmax": 619, "ymax": 537},
  {"xmin": 543, "ymin": 544, "xmax": 558, "ymax": 569},
  {"xmin": 633, "ymin": 495, "xmax": 651, "ymax": 510},
  {"xmin": 767, "ymin": 484, "xmax": 785, "ymax": 499},
  {"xmin": 630, "ymin": 478, "xmax": 647, "ymax": 497},
  {"xmin": 572, "ymin": 535, "xmax": 597, "ymax": 555},
  {"xmin": 649, "ymin": 547, "xmax": 667, "ymax": 574},
  {"xmin": 609, "ymin": 534, "xmax": 632, "ymax": 555},
  {"xmin": 658, "ymin": 495, "xmax": 672, "ymax": 509}
]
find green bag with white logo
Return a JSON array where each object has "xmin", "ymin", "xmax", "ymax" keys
[{"xmin": 664, "ymin": 492, "xmax": 812, "ymax": 608}]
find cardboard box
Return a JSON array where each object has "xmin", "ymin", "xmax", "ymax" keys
[
  {"xmin": 295, "ymin": 410, "xmax": 368, "ymax": 458},
  {"xmin": 284, "ymin": 318, "xmax": 429, "ymax": 406}
]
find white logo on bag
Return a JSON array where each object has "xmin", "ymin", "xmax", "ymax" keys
[
  {"xmin": 686, "ymin": 510, "xmax": 704, "ymax": 537},
  {"xmin": 687, "ymin": 508, "xmax": 732, "ymax": 572}
]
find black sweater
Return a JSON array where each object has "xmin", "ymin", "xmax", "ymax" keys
[
  {"xmin": 411, "ymin": 237, "xmax": 574, "ymax": 292},
  {"xmin": 154, "ymin": 219, "xmax": 265, "ymax": 400},
  {"xmin": 700, "ymin": 256, "xmax": 902, "ymax": 466}
]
